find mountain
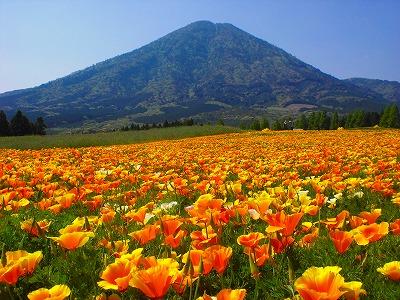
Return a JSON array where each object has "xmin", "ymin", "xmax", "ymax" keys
[
  {"xmin": 0, "ymin": 21, "xmax": 388, "ymax": 131},
  {"xmin": 345, "ymin": 78, "xmax": 400, "ymax": 105}
]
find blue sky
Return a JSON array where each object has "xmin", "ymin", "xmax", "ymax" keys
[{"xmin": 0, "ymin": 0, "xmax": 399, "ymax": 92}]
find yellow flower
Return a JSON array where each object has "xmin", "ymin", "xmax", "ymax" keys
[
  {"xmin": 377, "ymin": 261, "xmax": 400, "ymax": 281},
  {"xmin": 294, "ymin": 266, "xmax": 345, "ymax": 300},
  {"xmin": 49, "ymin": 231, "xmax": 95, "ymax": 250},
  {"xmin": 28, "ymin": 284, "xmax": 71, "ymax": 300},
  {"xmin": 341, "ymin": 281, "xmax": 366, "ymax": 300}
]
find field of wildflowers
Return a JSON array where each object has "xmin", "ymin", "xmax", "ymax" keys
[{"xmin": 0, "ymin": 129, "xmax": 399, "ymax": 299}]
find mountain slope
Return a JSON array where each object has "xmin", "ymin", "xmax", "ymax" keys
[
  {"xmin": 0, "ymin": 21, "xmax": 387, "ymax": 129},
  {"xmin": 345, "ymin": 78, "xmax": 400, "ymax": 105}
]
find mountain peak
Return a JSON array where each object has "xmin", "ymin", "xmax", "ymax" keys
[{"xmin": 0, "ymin": 21, "xmax": 387, "ymax": 131}]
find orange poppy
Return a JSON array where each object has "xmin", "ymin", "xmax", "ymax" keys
[
  {"xmin": 164, "ymin": 230, "xmax": 187, "ymax": 249},
  {"xmin": 299, "ymin": 228, "xmax": 319, "ymax": 248},
  {"xmin": 187, "ymin": 249, "xmax": 213, "ymax": 276},
  {"xmin": 349, "ymin": 216, "xmax": 365, "ymax": 229},
  {"xmin": 216, "ymin": 288, "xmax": 247, "ymax": 300},
  {"xmin": 294, "ymin": 266, "xmax": 345, "ymax": 300},
  {"xmin": 329, "ymin": 230, "xmax": 353, "ymax": 254},
  {"xmin": 123, "ymin": 206, "xmax": 148, "ymax": 224},
  {"xmin": 359, "ymin": 208, "xmax": 381, "ymax": 224},
  {"xmin": 49, "ymin": 231, "xmax": 95, "ymax": 250},
  {"xmin": 190, "ymin": 226, "xmax": 218, "ymax": 249},
  {"xmin": 390, "ymin": 219, "xmax": 400, "ymax": 235},
  {"xmin": 98, "ymin": 259, "xmax": 132, "ymax": 291},
  {"xmin": 129, "ymin": 224, "xmax": 160, "ymax": 245},
  {"xmin": 20, "ymin": 219, "xmax": 51, "ymax": 237},
  {"xmin": 204, "ymin": 245, "xmax": 232, "ymax": 275},
  {"xmin": 264, "ymin": 211, "xmax": 303, "ymax": 236},
  {"xmin": 28, "ymin": 284, "xmax": 71, "ymax": 300},
  {"xmin": 160, "ymin": 217, "xmax": 183, "ymax": 235},
  {"xmin": 244, "ymin": 243, "xmax": 271, "ymax": 267},
  {"xmin": 130, "ymin": 265, "xmax": 176, "ymax": 299},
  {"xmin": 237, "ymin": 232, "xmax": 265, "ymax": 248},
  {"xmin": 171, "ymin": 270, "xmax": 197, "ymax": 295},
  {"xmin": 322, "ymin": 210, "xmax": 349, "ymax": 230},
  {"xmin": 270, "ymin": 235, "xmax": 295, "ymax": 254},
  {"xmin": 0, "ymin": 250, "xmax": 43, "ymax": 285},
  {"xmin": 352, "ymin": 222, "xmax": 389, "ymax": 245},
  {"xmin": 377, "ymin": 261, "xmax": 400, "ymax": 281},
  {"xmin": 341, "ymin": 281, "xmax": 366, "ymax": 300}
]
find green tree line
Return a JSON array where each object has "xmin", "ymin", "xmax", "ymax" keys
[
  {"xmin": 120, "ymin": 118, "xmax": 195, "ymax": 131},
  {"xmin": 0, "ymin": 110, "xmax": 47, "ymax": 136},
  {"xmin": 239, "ymin": 103, "xmax": 400, "ymax": 131},
  {"xmin": 293, "ymin": 104, "xmax": 399, "ymax": 130}
]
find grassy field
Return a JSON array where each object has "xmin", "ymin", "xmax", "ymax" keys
[{"xmin": 0, "ymin": 125, "xmax": 241, "ymax": 149}]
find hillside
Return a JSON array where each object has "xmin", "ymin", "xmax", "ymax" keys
[
  {"xmin": 0, "ymin": 21, "xmax": 388, "ymax": 130},
  {"xmin": 345, "ymin": 78, "xmax": 400, "ymax": 105}
]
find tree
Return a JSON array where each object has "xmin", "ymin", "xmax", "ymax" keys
[
  {"xmin": 330, "ymin": 112, "xmax": 339, "ymax": 130},
  {"xmin": 10, "ymin": 110, "xmax": 33, "ymax": 136},
  {"xmin": 0, "ymin": 110, "xmax": 10, "ymax": 136},
  {"xmin": 295, "ymin": 114, "xmax": 308, "ymax": 129},
  {"xmin": 271, "ymin": 119, "xmax": 283, "ymax": 130},
  {"xmin": 216, "ymin": 119, "xmax": 225, "ymax": 126},
  {"xmin": 250, "ymin": 119, "xmax": 261, "ymax": 131},
  {"xmin": 318, "ymin": 111, "xmax": 330, "ymax": 130},
  {"xmin": 260, "ymin": 118, "xmax": 270, "ymax": 130},
  {"xmin": 307, "ymin": 112, "xmax": 318, "ymax": 130},
  {"xmin": 387, "ymin": 104, "xmax": 400, "ymax": 128},
  {"xmin": 33, "ymin": 117, "xmax": 47, "ymax": 135}
]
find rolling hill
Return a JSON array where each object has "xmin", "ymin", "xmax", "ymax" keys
[
  {"xmin": 0, "ymin": 21, "xmax": 389, "ymax": 131},
  {"xmin": 345, "ymin": 78, "xmax": 400, "ymax": 105}
]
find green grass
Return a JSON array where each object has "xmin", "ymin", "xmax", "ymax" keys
[{"xmin": 0, "ymin": 125, "xmax": 241, "ymax": 150}]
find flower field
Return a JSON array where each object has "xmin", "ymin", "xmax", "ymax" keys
[{"xmin": 0, "ymin": 129, "xmax": 399, "ymax": 299}]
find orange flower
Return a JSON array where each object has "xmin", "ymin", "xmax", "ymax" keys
[
  {"xmin": 187, "ymin": 249, "xmax": 213, "ymax": 276},
  {"xmin": 197, "ymin": 289, "xmax": 246, "ymax": 300},
  {"xmin": 237, "ymin": 232, "xmax": 264, "ymax": 248},
  {"xmin": 352, "ymin": 222, "xmax": 389, "ymax": 245},
  {"xmin": 129, "ymin": 224, "xmax": 160, "ymax": 245},
  {"xmin": 164, "ymin": 230, "xmax": 187, "ymax": 248},
  {"xmin": 21, "ymin": 219, "xmax": 51, "ymax": 237},
  {"xmin": 100, "ymin": 207, "xmax": 116, "ymax": 223},
  {"xmin": 0, "ymin": 250, "xmax": 43, "ymax": 285},
  {"xmin": 216, "ymin": 288, "xmax": 247, "ymax": 300},
  {"xmin": 130, "ymin": 265, "xmax": 176, "ymax": 299},
  {"xmin": 359, "ymin": 208, "xmax": 381, "ymax": 224},
  {"xmin": 160, "ymin": 217, "xmax": 183, "ymax": 235},
  {"xmin": 322, "ymin": 210, "xmax": 349, "ymax": 230},
  {"xmin": 0, "ymin": 262, "xmax": 21, "ymax": 285},
  {"xmin": 299, "ymin": 227, "xmax": 319, "ymax": 248},
  {"xmin": 99, "ymin": 239, "xmax": 129, "ymax": 258},
  {"xmin": 190, "ymin": 226, "xmax": 218, "ymax": 249},
  {"xmin": 390, "ymin": 219, "xmax": 400, "ymax": 235},
  {"xmin": 329, "ymin": 230, "xmax": 353, "ymax": 254},
  {"xmin": 204, "ymin": 245, "xmax": 232, "ymax": 274},
  {"xmin": 264, "ymin": 211, "xmax": 303, "ymax": 236},
  {"xmin": 123, "ymin": 206, "xmax": 148, "ymax": 224},
  {"xmin": 270, "ymin": 235, "xmax": 295, "ymax": 254},
  {"xmin": 341, "ymin": 281, "xmax": 366, "ymax": 300},
  {"xmin": 28, "ymin": 284, "xmax": 71, "ymax": 300},
  {"xmin": 49, "ymin": 231, "xmax": 95, "ymax": 250},
  {"xmin": 244, "ymin": 243, "xmax": 271, "ymax": 267},
  {"xmin": 377, "ymin": 261, "xmax": 400, "ymax": 281},
  {"xmin": 98, "ymin": 259, "xmax": 132, "ymax": 291},
  {"xmin": 294, "ymin": 266, "xmax": 345, "ymax": 300},
  {"xmin": 172, "ymin": 270, "xmax": 197, "ymax": 295},
  {"xmin": 349, "ymin": 216, "xmax": 365, "ymax": 229}
]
